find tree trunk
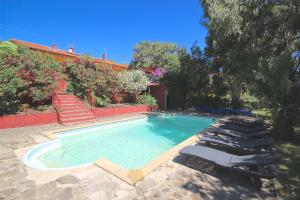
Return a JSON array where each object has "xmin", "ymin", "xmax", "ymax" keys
[
  {"xmin": 231, "ymin": 83, "xmax": 242, "ymax": 108},
  {"xmin": 273, "ymin": 105, "xmax": 298, "ymax": 139}
]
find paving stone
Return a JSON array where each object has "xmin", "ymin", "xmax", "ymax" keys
[
  {"xmin": 162, "ymin": 187, "xmax": 170, "ymax": 193},
  {"xmin": 0, "ymin": 188, "xmax": 18, "ymax": 196},
  {"xmin": 56, "ymin": 175, "xmax": 79, "ymax": 185},
  {"xmin": 172, "ymin": 192, "xmax": 183, "ymax": 199},
  {"xmin": 152, "ymin": 191, "xmax": 162, "ymax": 198},
  {"xmin": 0, "ymin": 152, "xmax": 16, "ymax": 160},
  {"xmin": 55, "ymin": 187, "xmax": 73, "ymax": 200},
  {"xmin": 191, "ymin": 194, "xmax": 202, "ymax": 200},
  {"xmin": 88, "ymin": 190, "xmax": 107, "ymax": 200},
  {"xmin": 0, "ymin": 121, "xmax": 276, "ymax": 200},
  {"xmin": 20, "ymin": 187, "xmax": 37, "ymax": 199},
  {"xmin": 0, "ymin": 168, "xmax": 19, "ymax": 179},
  {"xmin": 38, "ymin": 181, "xmax": 56, "ymax": 196}
]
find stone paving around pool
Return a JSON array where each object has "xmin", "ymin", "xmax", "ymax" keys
[{"xmin": 0, "ymin": 114, "xmax": 276, "ymax": 200}]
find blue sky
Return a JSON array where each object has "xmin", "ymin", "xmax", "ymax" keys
[{"xmin": 1, "ymin": 0, "xmax": 207, "ymax": 64}]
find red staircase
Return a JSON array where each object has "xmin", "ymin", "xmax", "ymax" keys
[{"xmin": 53, "ymin": 93, "xmax": 96, "ymax": 125}]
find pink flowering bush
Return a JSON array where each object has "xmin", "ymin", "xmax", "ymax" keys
[
  {"xmin": 0, "ymin": 45, "xmax": 61, "ymax": 115},
  {"xmin": 66, "ymin": 56, "xmax": 121, "ymax": 106},
  {"xmin": 151, "ymin": 67, "xmax": 167, "ymax": 79}
]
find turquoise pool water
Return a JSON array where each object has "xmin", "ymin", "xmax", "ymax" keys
[{"xmin": 26, "ymin": 114, "xmax": 213, "ymax": 169}]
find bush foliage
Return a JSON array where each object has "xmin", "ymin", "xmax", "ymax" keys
[
  {"xmin": 66, "ymin": 57, "xmax": 149, "ymax": 106},
  {"xmin": 66, "ymin": 57, "xmax": 119, "ymax": 102},
  {"xmin": 137, "ymin": 94, "xmax": 157, "ymax": 106},
  {"xmin": 117, "ymin": 70, "xmax": 148, "ymax": 100},
  {"xmin": 0, "ymin": 45, "xmax": 61, "ymax": 115}
]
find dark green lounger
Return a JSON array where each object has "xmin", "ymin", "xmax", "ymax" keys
[
  {"xmin": 218, "ymin": 117, "xmax": 264, "ymax": 128},
  {"xmin": 207, "ymin": 127, "xmax": 268, "ymax": 138},
  {"xmin": 217, "ymin": 123, "xmax": 268, "ymax": 133},
  {"xmin": 201, "ymin": 133, "xmax": 274, "ymax": 152},
  {"xmin": 180, "ymin": 145, "xmax": 277, "ymax": 178}
]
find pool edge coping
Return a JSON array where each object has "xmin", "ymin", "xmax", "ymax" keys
[{"xmin": 40, "ymin": 113, "xmax": 151, "ymax": 140}]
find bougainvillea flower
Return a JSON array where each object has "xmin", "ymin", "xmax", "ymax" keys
[{"xmin": 151, "ymin": 67, "xmax": 167, "ymax": 78}]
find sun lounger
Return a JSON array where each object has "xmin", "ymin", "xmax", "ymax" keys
[
  {"xmin": 223, "ymin": 116, "xmax": 263, "ymax": 123},
  {"xmin": 207, "ymin": 127, "xmax": 269, "ymax": 138},
  {"xmin": 200, "ymin": 133, "xmax": 274, "ymax": 152},
  {"xmin": 180, "ymin": 145, "xmax": 277, "ymax": 178},
  {"xmin": 218, "ymin": 116, "xmax": 264, "ymax": 127},
  {"xmin": 216, "ymin": 123, "xmax": 268, "ymax": 133},
  {"xmin": 194, "ymin": 105, "xmax": 253, "ymax": 116}
]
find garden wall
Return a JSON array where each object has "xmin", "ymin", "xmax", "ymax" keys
[
  {"xmin": 0, "ymin": 112, "xmax": 58, "ymax": 129},
  {"xmin": 0, "ymin": 105, "xmax": 150, "ymax": 129},
  {"xmin": 92, "ymin": 105, "xmax": 150, "ymax": 118}
]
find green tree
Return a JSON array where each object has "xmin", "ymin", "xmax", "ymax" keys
[
  {"xmin": 164, "ymin": 42, "xmax": 211, "ymax": 108},
  {"xmin": 180, "ymin": 42, "xmax": 210, "ymax": 102},
  {"xmin": 130, "ymin": 41, "xmax": 181, "ymax": 72},
  {"xmin": 201, "ymin": 0, "xmax": 300, "ymax": 136}
]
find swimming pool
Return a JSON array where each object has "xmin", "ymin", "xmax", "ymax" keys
[{"xmin": 24, "ymin": 114, "xmax": 213, "ymax": 170}]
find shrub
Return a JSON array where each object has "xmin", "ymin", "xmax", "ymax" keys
[
  {"xmin": 66, "ymin": 56, "xmax": 119, "ymax": 105},
  {"xmin": 0, "ymin": 45, "xmax": 60, "ymax": 115},
  {"xmin": 93, "ymin": 94, "xmax": 111, "ymax": 107},
  {"xmin": 117, "ymin": 70, "xmax": 148, "ymax": 102},
  {"xmin": 137, "ymin": 94, "xmax": 157, "ymax": 106}
]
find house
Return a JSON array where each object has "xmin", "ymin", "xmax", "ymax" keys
[
  {"xmin": 10, "ymin": 39, "xmax": 127, "ymax": 71},
  {"xmin": 10, "ymin": 39, "xmax": 167, "ymax": 110}
]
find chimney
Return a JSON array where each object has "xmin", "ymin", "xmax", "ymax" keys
[
  {"xmin": 51, "ymin": 44, "xmax": 57, "ymax": 49},
  {"xmin": 68, "ymin": 47, "xmax": 74, "ymax": 53},
  {"xmin": 102, "ymin": 52, "xmax": 106, "ymax": 60}
]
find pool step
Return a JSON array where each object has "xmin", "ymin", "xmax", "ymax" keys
[{"xmin": 53, "ymin": 94, "xmax": 96, "ymax": 125}]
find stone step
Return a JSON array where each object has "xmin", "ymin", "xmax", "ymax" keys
[
  {"xmin": 59, "ymin": 109, "xmax": 92, "ymax": 114},
  {"xmin": 55, "ymin": 104, "xmax": 87, "ymax": 109},
  {"xmin": 53, "ymin": 99, "xmax": 79, "ymax": 103},
  {"xmin": 56, "ymin": 95, "xmax": 79, "ymax": 99},
  {"xmin": 55, "ymin": 103, "xmax": 85, "ymax": 107},
  {"xmin": 57, "ymin": 97, "xmax": 79, "ymax": 101},
  {"xmin": 53, "ymin": 102, "xmax": 80, "ymax": 106},
  {"xmin": 53, "ymin": 94, "xmax": 96, "ymax": 125},
  {"xmin": 60, "ymin": 112, "xmax": 94, "ymax": 118}
]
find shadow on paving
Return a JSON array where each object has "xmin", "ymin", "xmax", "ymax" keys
[
  {"xmin": 173, "ymin": 155, "xmax": 275, "ymax": 200},
  {"xmin": 275, "ymin": 132, "xmax": 300, "ymax": 200}
]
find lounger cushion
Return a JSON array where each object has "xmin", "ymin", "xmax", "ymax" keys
[
  {"xmin": 229, "ymin": 116, "xmax": 262, "ymax": 122},
  {"xmin": 180, "ymin": 145, "xmax": 277, "ymax": 178},
  {"xmin": 218, "ymin": 123, "xmax": 267, "ymax": 133},
  {"xmin": 208, "ymin": 127, "xmax": 268, "ymax": 138},
  {"xmin": 201, "ymin": 133, "xmax": 273, "ymax": 149},
  {"xmin": 218, "ymin": 118, "xmax": 264, "ymax": 128},
  {"xmin": 180, "ymin": 145, "xmax": 232, "ymax": 167},
  {"xmin": 180, "ymin": 145, "xmax": 275, "ymax": 167}
]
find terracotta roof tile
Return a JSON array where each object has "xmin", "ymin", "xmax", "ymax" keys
[{"xmin": 10, "ymin": 39, "xmax": 128, "ymax": 70}]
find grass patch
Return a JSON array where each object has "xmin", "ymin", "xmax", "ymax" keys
[
  {"xmin": 253, "ymin": 108, "xmax": 272, "ymax": 118},
  {"xmin": 275, "ymin": 127, "xmax": 300, "ymax": 200}
]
